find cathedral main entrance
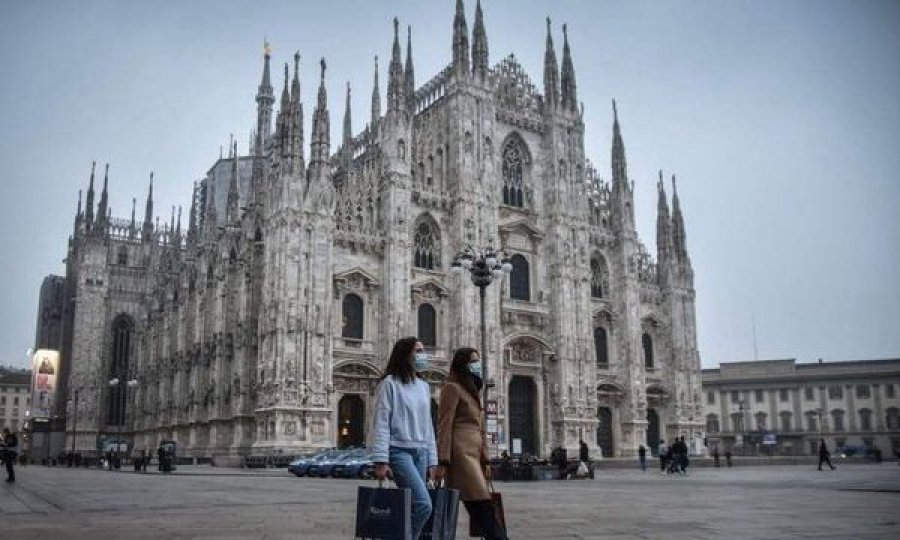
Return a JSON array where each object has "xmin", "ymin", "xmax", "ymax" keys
[
  {"xmin": 508, "ymin": 376, "xmax": 536, "ymax": 456},
  {"xmin": 597, "ymin": 406, "xmax": 614, "ymax": 458},
  {"xmin": 647, "ymin": 408, "xmax": 660, "ymax": 453},
  {"xmin": 337, "ymin": 394, "xmax": 365, "ymax": 448}
]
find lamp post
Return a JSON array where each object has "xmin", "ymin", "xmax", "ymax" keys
[{"xmin": 450, "ymin": 245, "xmax": 512, "ymax": 446}]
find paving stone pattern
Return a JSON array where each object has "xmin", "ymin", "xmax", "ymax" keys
[{"xmin": 1, "ymin": 464, "xmax": 899, "ymax": 539}]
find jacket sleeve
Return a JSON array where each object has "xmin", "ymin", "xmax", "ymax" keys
[
  {"xmin": 425, "ymin": 384, "xmax": 438, "ymax": 467},
  {"xmin": 436, "ymin": 383, "xmax": 460, "ymax": 466},
  {"xmin": 370, "ymin": 378, "xmax": 393, "ymax": 464}
]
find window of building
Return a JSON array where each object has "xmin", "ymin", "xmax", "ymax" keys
[
  {"xmin": 341, "ymin": 293, "xmax": 364, "ymax": 340},
  {"xmin": 828, "ymin": 386, "xmax": 843, "ymax": 400},
  {"xmin": 856, "ymin": 384, "xmax": 870, "ymax": 399},
  {"xmin": 779, "ymin": 389, "xmax": 789, "ymax": 402},
  {"xmin": 859, "ymin": 408, "xmax": 873, "ymax": 431},
  {"xmin": 806, "ymin": 413, "xmax": 818, "ymax": 432},
  {"xmin": 779, "ymin": 411, "xmax": 792, "ymax": 432},
  {"xmin": 831, "ymin": 409, "xmax": 845, "ymax": 432},
  {"xmin": 642, "ymin": 334, "xmax": 654, "ymax": 370},
  {"xmin": 413, "ymin": 219, "xmax": 440, "ymax": 270},
  {"xmin": 590, "ymin": 256, "xmax": 608, "ymax": 299},
  {"xmin": 730, "ymin": 412, "xmax": 744, "ymax": 433},
  {"xmin": 707, "ymin": 391, "xmax": 715, "ymax": 405},
  {"xmin": 502, "ymin": 140, "xmax": 525, "ymax": 207},
  {"xmin": 755, "ymin": 412, "xmax": 768, "ymax": 431},
  {"xmin": 731, "ymin": 391, "xmax": 740, "ymax": 404},
  {"xmin": 886, "ymin": 383, "xmax": 896, "ymax": 399},
  {"xmin": 117, "ymin": 245, "xmax": 128, "ymax": 266},
  {"xmin": 509, "ymin": 254, "xmax": 530, "ymax": 301},
  {"xmin": 13, "ymin": 396, "xmax": 18, "ymax": 406},
  {"xmin": 594, "ymin": 327, "xmax": 609, "ymax": 368},
  {"xmin": 706, "ymin": 414, "xmax": 720, "ymax": 433},
  {"xmin": 886, "ymin": 408, "xmax": 900, "ymax": 430},
  {"xmin": 107, "ymin": 315, "xmax": 134, "ymax": 426},
  {"xmin": 804, "ymin": 387, "xmax": 814, "ymax": 401},
  {"xmin": 417, "ymin": 304, "xmax": 436, "ymax": 348},
  {"xmin": 755, "ymin": 389, "xmax": 764, "ymax": 403}
]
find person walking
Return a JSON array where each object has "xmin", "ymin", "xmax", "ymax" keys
[
  {"xmin": 579, "ymin": 439, "xmax": 593, "ymax": 478},
  {"xmin": 1, "ymin": 427, "xmax": 18, "ymax": 482},
  {"xmin": 818, "ymin": 439, "xmax": 836, "ymax": 471},
  {"xmin": 724, "ymin": 449, "xmax": 733, "ymax": 467},
  {"xmin": 712, "ymin": 447, "xmax": 720, "ymax": 468},
  {"xmin": 435, "ymin": 347, "xmax": 508, "ymax": 540},
  {"xmin": 372, "ymin": 337, "xmax": 438, "ymax": 540},
  {"xmin": 638, "ymin": 444, "xmax": 647, "ymax": 471},
  {"xmin": 658, "ymin": 439, "xmax": 668, "ymax": 475}
]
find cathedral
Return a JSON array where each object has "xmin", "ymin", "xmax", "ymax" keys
[{"xmin": 55, "ymin": 0, "xmax": 702, "ymax": 463}]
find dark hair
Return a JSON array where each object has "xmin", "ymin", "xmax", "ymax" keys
[
  {"xmin": 449, "ymin": 347, "xmax": 481, "ymax": 402},
  {"xmin": 382, "ymin": 336, "xmax": 420, "ymax": 384}
]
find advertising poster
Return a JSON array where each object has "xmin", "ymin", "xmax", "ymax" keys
[{"xmin": 31, "ymin": 349, "xmax": 59, "ymax": 418}]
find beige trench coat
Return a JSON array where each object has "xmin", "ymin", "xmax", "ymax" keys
[{"xmin": 436, "ymin": 379, "xmax": 490, "ymax": 501}]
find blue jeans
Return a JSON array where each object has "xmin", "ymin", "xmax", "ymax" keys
[{"xmin": 389, "ymin": 446, "xmax": 432, "ymax": 539}]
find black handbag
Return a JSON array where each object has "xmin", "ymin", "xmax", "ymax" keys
[
  {"xmin": 469, "ymin": 478, "xmax": 506, "ymax": 538},
  {"xmin": 356, "ymin": 480, "xmax": 412, "ymax": 540},
  {"xmin": 423, "ymin": 481, "xmax": 461, "ymax": 540}
]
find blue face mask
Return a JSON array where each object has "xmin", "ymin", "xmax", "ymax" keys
[
  {"xmin": 468, "ymin": 361, "xmax": 482, "ymax": 378},
  {"xmin": 414, "ymin": 352, "xmax": 429, "ymax": 371}
]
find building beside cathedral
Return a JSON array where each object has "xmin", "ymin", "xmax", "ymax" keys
[{"xmin": 53, "ymin": 1, "xmax": 702, "ymax": 462}]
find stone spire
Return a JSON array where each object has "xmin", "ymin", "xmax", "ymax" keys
[
  {"xmin": 342, "ymin": 81, "xmax": 353, "ymax": 169},
  {"xmin": 291, "ymin": 51, "xmax": 305, "ymax": 172},
  {"xmin": 471, "ymin": 0, "xmax": 488, "ymax": 80},
  {"xmin": 656, "ymin": 171, "xmax": 672, "ymax": 285},
  {"xmin": 452, "ymin": 0, "xmax": 470, "ymax": 78},
  {"xmin": 227, "ymin": 141, "xmax": 240, "ymax": 222},
  {"xmin": 129, "ymin": 197, "xmax": 136, "ymax": 234},
  {"xmin": 205, "ymin": 180, "xmax": 218, "ymax": 234},
  {"xmin": 255, "ymin": 40, "xmax": 274, "ymax": 156},
  {"xmin": 611, "ymin": 99, "xmax": 627, "ymax": 188},
  {"xmin": 560, "ymin": 24, "xmax": 577, "ymax": 112},
  {"xmin": 169, "ymin": 205, "xmax": 176, "ymax": 245},
  {"xmin": 404, "ymin": 26, "xmax": 415, "ymax": 113},
  {"xmin": 671, "ymin": 175, "xmax": 688, "ymax": 260},
  {"xmin": 276, "ymin": 62, "xmax": 290, "ymax": 155},
  {"xmin": 142, "ymin": 172, "xmax": 154, "ymax": 241},
  {"xmin": 387, "ymin": 18, "xmax": 405, "ymax": 114},
  {"xmin": 96, "ymin": 163, "xmax": 109, "ymax": 229},
  {"xmin": 370, "ymin": 55, "xmax": 381, "ymax": 140},
  {"xmin": 309, "ymin": 58, "xmax": 331, "ymax": 169},
  {"xmin": 174, "ymin": 205, "xmax": 182, "ymax": 246},
  {"xmin": 85, "ymin": 161, "xmax": 96, "ymax": 227},
  {"xmin": 187, "ymin": 182, "xmax": 198, "ymax": 244},
  {"xmin": 543, "ymin": 18, "xmax": 560, "ymax": 110}
]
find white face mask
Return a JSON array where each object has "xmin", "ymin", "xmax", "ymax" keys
[
  {"xmin": 414, "ymin": 352, "xmax": 429, "ymax": 371},
  {"xmin": 468, "ymin": 361, "xmax": 482, "ymax": 377}
]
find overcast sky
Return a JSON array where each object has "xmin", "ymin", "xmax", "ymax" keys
[{"xmin": 1, "ymin": 0, "xmax": 898, "ymax": 370}]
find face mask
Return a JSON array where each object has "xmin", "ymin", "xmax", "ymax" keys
[
  {"xmin": 413, "ymin": 352, "xmax": 429, "ymax": 371},
  {"xmin": 468, "ymin": 361, "xmax": 483, "ymax": 378}
]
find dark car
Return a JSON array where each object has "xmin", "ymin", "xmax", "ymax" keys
[
  {"xmin": 333, "ymin": 451, "xmax": 377, "ymax": 479},
  {"xmin": 310, "ymin": 449, "xmax": 366, "ymax": 478},
  {"xmin": 288, "ymin": 450, "xmax": 340, "ymax": 477}
]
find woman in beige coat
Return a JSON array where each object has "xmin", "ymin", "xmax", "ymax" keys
[{"xmin": 435, "ymin": 347, "xmax": 507, "ymax": 539}]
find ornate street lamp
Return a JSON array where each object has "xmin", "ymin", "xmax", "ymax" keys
[{"xmin": 450, "ymin": 245, "xmax": 512, "ymax": 428}]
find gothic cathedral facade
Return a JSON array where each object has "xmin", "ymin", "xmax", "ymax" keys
[{"xmin": 57, "ymin": 1, "xmax": 702, "ymax": 462}]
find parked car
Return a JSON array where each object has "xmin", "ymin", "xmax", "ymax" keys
[
  {"xmin": 310, "ymin": 449, "xmax": 366, "ymax": 478},
  {"xmin": 333, "ymin": 451, "xmax": 377, "ymax": 479},
  {"xmin": 288, "ymin": 450, "xmax": 340, "ymax": 477}
]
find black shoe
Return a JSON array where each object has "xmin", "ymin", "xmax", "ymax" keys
[{"xmin": 5, "ymin": 478, "xmax": 14, "ymax": 483}]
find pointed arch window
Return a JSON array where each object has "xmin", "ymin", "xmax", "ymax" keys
[
  {"xmin": 594, "ymin": 327, "xmax": 608, "ymax": 367},
  {"xmin": 117, "ymin": 246, "xmax": 128, "ymax": 266},
  {"xmin": 413, "ymin": 218, "xmax": 440, "ymax": 270},
  {"xmin": 417, "ymin": 304, "xmax": 436, "ymax": 348},
  {"xmin": 107, "ymin": 315, "xmax": 133, "ymax": 426},
  {"xmin": 509, "ymin": 254, "xmax": 530, "ymax": 301},
  {"xmin": 502, "ymin": 141, "xmax": 525, "ymax": 207},
  {"xmin": 341, "ymin": 293, "xmax": 364, "ymax": 339},
  {"xmin": 642, "ymin": 333, "xmax": 654, "ymax": 369},
  {"xmin": 590, "ymin": 255, "xmax": 608, "ymax": 298}
]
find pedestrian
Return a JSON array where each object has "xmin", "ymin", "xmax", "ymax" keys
[
  {"xmin": 435, "ymin": 347, "xmax": 508, "ymax": 540},
  {"xmin": 677, "ymin": 436, "xmax": 689, "ymax": 475},
  {"xmin": 1, "ymin": 427, "xmax": 18, "ymax": 482},
  {"xmin": 724, "ymin": 449, "xmax": 732, "ymax": 467},
  {"xmin": 658, "ymin": 439, "xmax": 668, "ymax": 475},
  {"xmin": 157, "ymin": 444, "xmax": 167, "ymax": 472},
  {"xmin": 579, "ymin": 439, "xmax": 592, "ymax": 478},
  {"xmin": 638, "ymin": 444, "xmax": 647, "ymax": 471},
  {"xmin": 371, "ymin": 337, "xmax": 437, "ymax": 540},
  {"xmin": 141, "ymin": 450, "xmax": 149, "ymax": 473},
  {"xmin": 817, "ymin": 439, "xmax": 836, "ymax": 471},
  {"xmin": 712, "ymin": 447, "xmax": 720, "ymax": 468}
]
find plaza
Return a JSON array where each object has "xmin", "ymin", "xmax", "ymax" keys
[{"xmin": 1, "ymin": 463, "xmax": 898, "ymax": 539}]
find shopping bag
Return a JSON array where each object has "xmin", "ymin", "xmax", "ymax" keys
[
  {"xmin": 469, "ymin": 481, "xmax": 506, "ymax": 537},
  {"xmin": 423, "ymin": 483, "xmax": 460, "ymax": 540},
  {"xmin": 576, "ymin": 461, "xmax": 589, "ymax": 476},
  {"xmin": 355, "ymin": 481, "xmax": 412, "ymax": 539}
]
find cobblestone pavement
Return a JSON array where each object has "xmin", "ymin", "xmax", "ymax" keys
[{"xmin": 1, "ymin": 463, "xmax": 899, "ymax": 539}]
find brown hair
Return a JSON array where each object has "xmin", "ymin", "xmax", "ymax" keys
[
  {"xmin": 382, "ymin": 336, "xmax": 420, "ymax": 384},
  {"xmin": 449, "ymin": 347, "xmax": 481, "ymax": 403}
]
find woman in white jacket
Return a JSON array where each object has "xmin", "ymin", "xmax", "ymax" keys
[{"xmin": 371, "ymin": 336, "xmax": 437, "ymax": 539}]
